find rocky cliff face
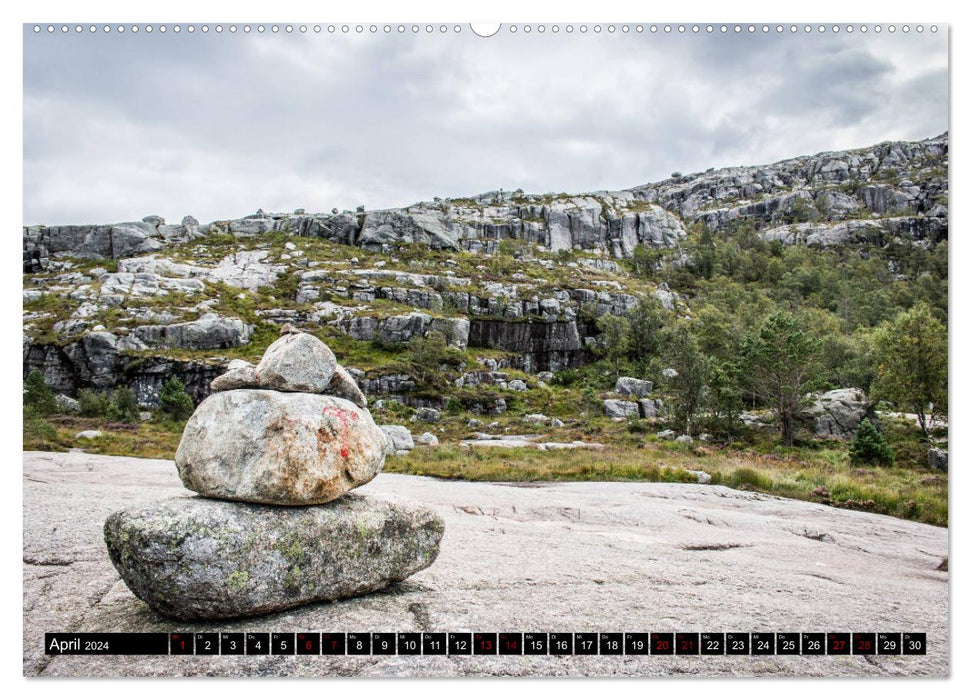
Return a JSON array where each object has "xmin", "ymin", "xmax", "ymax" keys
[{"xmin": 22, "ymin": 133, "xmax": 948, "ymax": 407}]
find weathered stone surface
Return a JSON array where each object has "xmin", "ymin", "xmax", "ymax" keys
[
  {"xmin": 604, "ymin": 399, "xmax": 639, "ymax": 419},
  {"xmin": 326, "ymin": 364, "xmax": 368, "ymax": 408},
  {"xmin": 255, "ymin": 332, "xmax": 337, "ymax": 393},
  {"xmin": 175, "ymin": 391, "xmax": 387, "ymax": 505},
  {"xmin": 380, "ymin": 425, "xmax": 414, "ymax": 455},
  {"xmin": 104, "ymin": 495, "xmax": 443, "ymax": 620},
  {"xmin": 928, "ymin": 447, "xmax": 948, "ymax": 472},
  {"xmin": 209, "ymin": 359, "xmax": 258, "ymax": 392},
  {"xmin": 615, "ymin": 377, "xmax": 653, "ymax": 398},
  {"xmin": 23, "ymin": 451, "xmax": 949, "ymax": 677}
]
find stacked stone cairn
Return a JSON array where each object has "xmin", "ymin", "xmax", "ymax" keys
[{"xmin": 104, "ymin": 327, "xmax": 444, "ymax": 620}]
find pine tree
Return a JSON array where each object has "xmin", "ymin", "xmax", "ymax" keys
[
  {"xmin": 160, "ymin": 377, "xmax": 195, "ymax": 421},
  {"xmin": 849, "ymin": 419, "xmax": 895, "ymax": 467}
]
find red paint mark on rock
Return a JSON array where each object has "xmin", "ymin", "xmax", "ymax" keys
[{"xmin": 322, "ymin": 406, "xmax": 356, "ymax": 461}]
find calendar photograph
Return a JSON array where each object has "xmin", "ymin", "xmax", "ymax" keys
[{"xmin": 21, "ymin": 19, "xmax": 948, "ymax": 677}]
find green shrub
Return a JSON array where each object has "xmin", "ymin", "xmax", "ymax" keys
[
  {"xmin": 727, "ymin": 467, "xmax": 775, "ymax": 491},
  {"xmin": 24, "ymin": 416, "xmax": 58, "ymax": 446},
  {"xmin": 849, "ymin": 419, "xmax": 895, "ymax": 467},
  {"xmin": 78, "ymin": 389, "xmax": 111, "ymax": 418},
  {"xmin": 107, "ymin": 386, "xmax": 140, "ymax": 423},
  {"xmin": 159, "ymin": 377, "xmax": 195, "ymax": 421},
  {"xmin": 23, "ymin": 370, "xmax": 57, "ymax": 417}
]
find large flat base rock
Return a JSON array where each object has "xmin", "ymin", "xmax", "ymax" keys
[
  {"xmin": 24, "ymin": 451, "xmax": 948, "ymax": 677},
  {"xmin": 104, "ymin": 495, "xmax": 443, "ymax": 620}
]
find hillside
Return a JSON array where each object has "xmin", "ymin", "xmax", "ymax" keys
[{"xmin": 22, "ymin": 133, "xmax": 948, "ymax": 526}]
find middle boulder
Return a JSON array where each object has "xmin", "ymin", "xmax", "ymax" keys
[{"xmin": 175, "ymin": 390, "xmax": 387, "ymax": 505}]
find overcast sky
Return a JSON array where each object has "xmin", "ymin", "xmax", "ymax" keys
[{"xmin": 23, "ymin": 25, "xmax": 948, "ymax": 226}]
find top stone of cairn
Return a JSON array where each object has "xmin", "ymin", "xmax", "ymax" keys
[{"xmin": 255, "ymin": 330, "xmax": 338, "ymax": 393}]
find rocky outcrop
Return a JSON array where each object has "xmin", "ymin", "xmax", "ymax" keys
[
  {"xmin": 760, "ymin": 216, "xmax": 947, "ymax": 248},
  {"xmin": 24, "ymin": 134, "xmax": 947, "ymax": 269},
  {"xmin": 339, "ymin": 313, "xmax": 470, "ymax": 350},
  {"xmin": 635, "ymin": 132, "xmax": 948, "ymax": 231},
  {"xmin": 119, "ymin": 250, "xmax": 283, "ymax": 290},
  {"xmin": 22, "ymin": 133, "xmax": 948, "ymax": 405},
  {"xmin": 131, "ymin": 314, "xmax": 253, "ymax": 350},
  {"xmin": 104, "ymin": 495, "xmax": 443, "ymax": 620},
  {"xmin": 468, "ymin": 319, "xmax": 586, "ymax": 373},
  {"xmin": 805, "ymin": 388, "xmax": 875, "ymax": 438}
]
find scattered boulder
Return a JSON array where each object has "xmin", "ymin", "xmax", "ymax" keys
[
  {"xmin": 604, "ymin": 399, "xmax": 639, "ymax": 419},
  {"xmin": 687, "ymin": 469, "xmax": 712, "ymax": 485},
  {"xmin": 415, "ymin": 432, "xmax": 440, "ymax": 447},
  {"xmin": 255, "ymin": 332, "xmax": 337, "ymax": 393},
  {"xmin": 104, "ymin": 495, "xmax": 444, "ymax": 620},
  {"xmin": 675, "ymin": 435, "xmax": 694, "ymax": 445},
  {"xmin": 806, "ymin": 388, "xmax": 874, "ymax": 438},
  {"xmin": 507, "ymin": 379, "xmax": 528, "ymax": 392},
  {"xmin": 380, "ymin": 425, "xmax": 415, "ymax": 456},
  {"xmin": 523, "ymin": 413, "xmax": 550, "ymax": 425},
  {"xmin": 928, "ymin": 448, "xmax": 948, "ymax": 472},
  {"xmin": 615, "ymin": 377, "xmax": 653, "ymax": 398},
  {"xmin": 657, "ymin": 429, "xmax": 677, "ymax": 440},
  {"xmin": 55, "ymin": 394, "xmax": 80, "ymax": 413},
  {"xmin": 414, "ymin": 407, "xmax": 441, "ymax": 423},
  {"xmin": 551, "ymin": 418, "xmax": 565, "ymax": 428},
  {"xmin": 75, "ymin": 430, "xmax": 103, "ymax": 440}
]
